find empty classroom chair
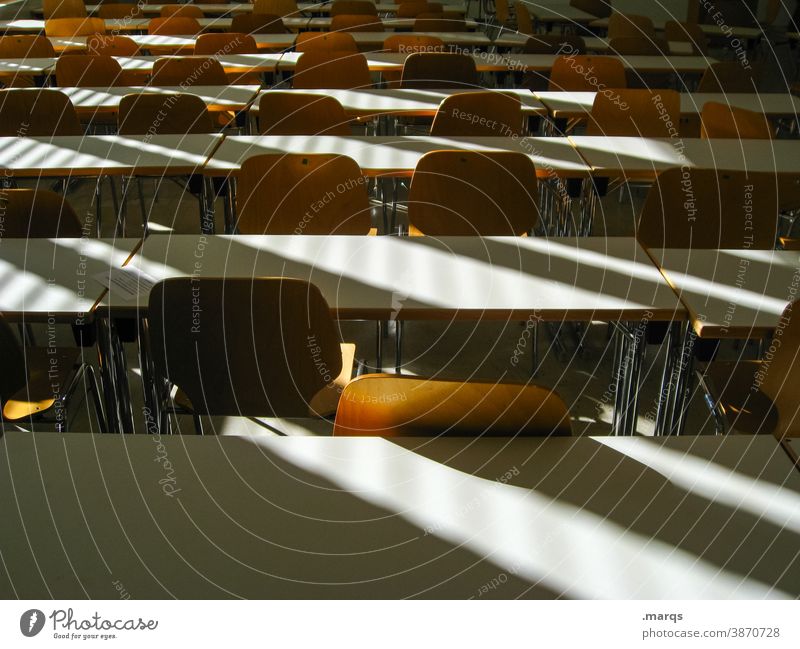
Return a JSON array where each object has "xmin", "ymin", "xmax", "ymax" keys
[
  {"xmin": 383, "ymin": 34, "xmax": 444, "ymax": 52},
  {"xmin": 548, "ymin": 55, "xmax": 626, "ymax": 91},
  {"xmin": 333, "ymin": 374, "xmax": 572, "ymax": 436},
  {"xmin": 0, "ymin": 188, "xmax": 83, "ymax": 238},
  {"xmin": 0, "ymin": 36, "xmax": 56, "ymax": 87},
  {"xmin": 700, "ymin": 102, "xmax": 773, "ymax": 139},
  {"xmin": 96, "ymin": 4, "xmax": 144, "ymax": 19},
  {"xmin": 148, "ymin": 277, "xmax": 356, "ymax": 432},
  {"xmin": 330, "ymin": 0, "xmax": 379, "ymax": 16},
  {"xmin": 118, "ymin": 93, "xmax": 214, "ymax": 135},
  {"xmin": 407, "ymin": 151, "xmax": 539, "ymax": 236},
  {"xmin": 607, "ymin": 12, "xmax": 657, "ymax": 39},
  {"xmin": 570, "ymin": 0, "xmax": 611, "ymax": 18},
  {"xmin": 42, "ymin": 0, "xmax": 87, "ymax": 20},
  {"xmin": 430, "ymin": 91, "xmax": 525, "ymax": 136},
  {"xmin": 194, "ymin": 33, "xmax": 261, "ymax": 83},
  {"xmin": 0, "ymin": 88, "xmax": 83, "ymax": 136},
  {"xmin": 524, "ymin": 34, "xmax": 586, "ymax": 54},
  {"xmin": 88, "ymin": 34, "xmax": 140, "ymax": 56},
  {"xmin": 150, "ymin": 56, "xmax": 229, "ymax": 85},
  {"xmin": 235, "ymin": 153, "xmax": 372, "ymax": 234},
  {"xmin": 414, "ymin": 14, "xmax": 467, "ymax": 31},
  {"xmin": 400, "ymin": 52, "xmax": 479, "ymax": 89},
  {"xmin": 397, "ymin": 2, "xmax": 442, "ymax": 18},
  {"xmin": 331, "ymin": 14, "xmax": 384, "ymax": 32},
  {"xmin": 697, "ymin": 60, "xmax": 759, "ymax": 92},
  {"xmin": 44, "ymin": 17, "xmax": 106, "ymax": 37},
  {"xmin": 257, "ymin": 92, "xmax": 352, "ymax": 135},
  {"xmin": 295, "ymin": 31, "xmax": 359, "ymax": 52},
  {"xmin": 147, "ymin": 17, "xmax": 202, "ymax": 35},
  {"xmin": 230, "ymin": 13, "xmax": 287, "ymax": 34},
  {"xmin": 586, "ymin": 89, "xmax": 679, "ymax": 137},
  {"xmin": 160, "ymin": 4, "xmax": 204, "ymax": 18},
  {"xmin": 608, "ymin": 36, "xmax": 668, "ymax": 55},
  {"xmin": 664, "ymin": 20, "xmax": 709, "ymax": 55},
  {"xmin": 55, "ymin": 54, "xmax": 124, "ymax": 87},
  {"xmin": 291, "ymin": 51, "xmax": 372, "ymax": 89},
  {"xmin": 514, "ymin": 1, "xmax": 535, "ymax": 34},
  {"xmin": 252, "ymin": 0, "xmax": 300, "ymax": 16}
]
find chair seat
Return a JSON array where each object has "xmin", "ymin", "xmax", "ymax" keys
[
  {"xmin": 2, "ymin": 347, "xmax": 81, "ymax": 421},
  {"xmin": 702, "ymin": 360, "xmax": 779, "ymax": 435}
]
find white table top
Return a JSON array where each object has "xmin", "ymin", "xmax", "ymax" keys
[
  {"xmin": 0, "ymin": 56, "xmax": 54, "ymax": 75},
  {"xmin": 535, "ymin": 91, "xmax": 800, "ymax": 119},
  {"xmin": 0, "ymin": 17, "xmax": 241, "ymax": 33},
  {"xmin": 0, "ymin": 238, "xmax": 139, "ymax": 321},
  {"xmin": 250, "ymin": 88, "xmax": 546, "ymax": 117},
  {"xmin": 115, "ymin": 53, "xmax": 282, "ymax": 74},
  {"xmin": 0, "ymin": 134, "xmax": 223, "ymax": 177},
  {"xmin": 519, "ymin": 1, "xmax": 598, "ymax": 23},
  {"xmin": 59, "ymin": 85, "xmax": 261, "ymax": 113},
  {"xmin": 82, "ymin": 2, "xmax": 468, "ymax": 16},
  {"xmin": 589, "ymin": 16, "xmax": 763, "ymax": 39},
  {"xmin": 570, "ymin": 136, "xmax": 800, "ymax": 179},
  {"xmin": 276, "ymin": 51, "xmax": 507, "ymax": 72},
  {"xmin": 2, "ymin": 432, "xmax": 797, "ymax": 598},
  {"xmin": 495, "ymin": 33, "xmax": 695, "ymax": 55},
  {"xmin": 502, "ymin": 53, "xmax": 717, "ymax": 73},
  {"xmin": 650, "ymin": 248, "xmax": 800, "ymax": 338},
  {"xmin": 109, "ymin": 234, "xmax": 683, "ymax": 321},
  {"xmin": 305, "ymin": 17, "xmax": 480, "ymax": 30},
  {"xmin": 203, "ymin": 135, "xmax": 590, "ymax": 177}
]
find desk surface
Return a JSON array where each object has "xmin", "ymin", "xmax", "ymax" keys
[
  {"xmin": 109, "ymin": 234, "xmax": 683, "ymax": 321},
  {"xmin": 1, "ymin": 432, "xmax": 797, "ymax": 598},
  {"xmin": 58, "ymin": 85, "xmax": 261, "ymax": 114},
  {"xmin": 203, "ymin": 134, "xmax": 590, "ymax": 177},
  {"xmin": 276, "ymin": 51, "xmax": 509, "ymax": 72},
  {"xmin": 650, "ymin": 248, "xmax": 800, "ymax": 338},
  {"xmin": 82, "ymin": 2, "xmax": 468, "ymax": 15},
  {"xmin": 0, "ymin": 238, "xmax": 139, "ymax": 321},
  {"xmin": 0, "ymin": 134, "xmax": 223, "ymax": 177},
  {"xmin": 250, "ymin": 88, "xmax": 546, "ymax": 117},
  {"xmin": 115, "ymin": 53, "xmax": 282, "ymax": 74},
  {"xmin": 0, "ymin": 56, "xmax": 54, "ymax": 74},
  {"xmin": 520, "ymin": 1, "xmax": 598, "ymax": 23},
  {"xmin": 501, "ymin": 53, "xmax": 716, "ymax": 73}
]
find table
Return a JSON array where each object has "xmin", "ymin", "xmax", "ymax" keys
[
  {"xmin": 59, "ymin": 85, "xmax": 262, "ymax": 115},
  {"xmin": 275, "ymin": 51, "xmax": 507, "ymax": 73},
  {"xmin": 110, "ymin": 233, "xmax": 684, "ymax": 436},
  {"xmin": 114, "ymin": 53, "xmax": 283, "ymax": 75},
  {"xmin": 519, "ymin": 1, "xmax": 599, "ymax": 26},
  {"xmin": 0, "ymin": 17, "xmax": 241, "ymax": 33},
  {"xmin": 305, "ymin": 17, "xmax": 480, "ymax": 30},
  {"xmin": 495, "ymin": 33, "xmax": 696, "ymax": 55},
  {"xmin": 0, "ymin": 56, "xmax": 54, "ymax": 76},
  {"xmin": 2, "ymin": 432, "xmax": 797, "ymax": 598},
  {"xmin": 502, "ymin": 53, "xmax": 717, "ymax": 74},
  {"xmin": 81, "ymin": 2, "xmax": 468, "ymax": 16}
]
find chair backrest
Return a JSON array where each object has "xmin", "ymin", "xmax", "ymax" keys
[
  {"xmin": 292, "ymin": 51, "xmax": 372, "ymax": 89},
  {"xmin": 55, "ymin": 54, "xmax": 123, "ymax": 87},
  {"xmin": 608, "ymin": 12, "xmax": 656, "ymax": 39},
  {"xmin": 664, "ymin": 20, "xmax": 709, "ymax": 54},
  {"xmin": 194, "ymin": 32, "xmax": 258, "ymax": 55},
  {"xmin": 330, "ymin": 0, "xmax": 378, "ymax": 16},
  {"xmin": 430, "ymin": 90, "xmax": 524, "ymax": 136},
  {"xmin": 383, "ymin": 34, "xmax": 444, "ymax": 53},
  {"xmin": 231, "ymin": 13, "xmax": 287, "ymax": 34},
  {"xmin": 295, "ymin": 31, "xmax": 359, "ymax": 52},
  {"xmin": 400, "ymin": 52, "xmax": 479, "ymax": 89},
  {"xmin": 0, "ymin": 317, "xmax": 26, "ymax": 403},
  {"xmin": 97, "ymin": 4, "xmax": 144, "ymax": 19},
  {"xmin": 397, "ymin": 1, "xmax": 441, "ymax": 18},
  {"xmin": 700, "ymin": 102, "xmax": 773, "ymax": 139},
  {"xmin": 333, "ymin": 374, "xmax": 572, "ymax": 436},
  {"xmin": 118, "ymin": 92, "xmax": 214, "ymax": 135},
  {"xmin": 757, "ymin": 299, "xmax": 800, "ymax": 436},
  {"xmin": 0, "ymin": 35, "xmax": 56, "ymax": 59},
  {"xmin": 414, "ymin": 13, "xmax": 467, "ymax": 31},
  {"xmin": 160, "ymin": 4, "xmax": 204, "ymax": 18},
  {"xmin": 408, "ymin": 150, "xmax": 539, "ymax": 236},
  {"xmin": 515, "ymin": 1, "xmax": 534, "ymax": 34},
  {"xmin": 44, "ymin": 17, "xmax": 106, "ymax": 37},
  {"xmin": 697, "ymin": 60, "xmax": 758, "ymax": 92},
  {"xmin": 236, "ymin": 153, "xmax": 372, "ymax": 234},
  {"xmin": 148, "ymin": 277, "xmax": 343, "ymax": 417},
  {"xmin": 586, "ymin": 88, "xmax": 679, "ymax": 136},
  {"xmin": 43, "ymin": 0, "xmax": 87, "ymax": 20},
  {"xmin": 570, "ymin": 0, "xmax": 611, "ymax": 18},
  {"xmin": 88, "ymin": 34, "xmax": 139, "ymax": 56},
  {"xmin": 548, "ymin": 54, "xmax": 626, "ymax": 90},
  {"xmin": 495, "ymin": 0, "xmax": 510, "ymax": 23},
  {"xmin": 637, "ymin": 168, "xmax": 778, "ymax": 249},
  {"xmin": 523, "ymin": 33, "xmax": 586, "ymax": 54},
  {"xmin": 0, "ymin": 188, "xmax": 83, "ymax": 237},
  {"xmin": 331, "ymin": 14, "xmax": 384, "ymax": 31},
  {"xmin": 150, "ymin": 56, "xmax": 229, "ymax": 85},
  {"xmin": 609, "ymin": 35, "xmax": 668, "ymax": 55},
  {"xmin": 258, "ymin": 92, "xmax": 352, "ymax": 135},
  {"xmin": 253, "ymin": 0, "xmax": 300, "ymax": 16},
  {"xmin": 0, "ymin": 89, "xmax": 83, "ymax": 136},
  {"xmin": 148, "ymin": 16, "xmax": 202, "ymax": 35}
]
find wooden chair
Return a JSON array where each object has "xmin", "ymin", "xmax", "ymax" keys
[
  {"xmin": 194, "ymin": 33, "xmax": 261, "ymax": 83},
  {"xmin": 330, "ymin": 0, "xmax": 378, "ymax": 16},
  {"xmin": 88, "ymin": 35, "xmax": 140, "ymax": 57},
  {"xmin": 0, "ymin": 316, "xmax": 106, "ymax": 433},
  {"xmin": 523, "ymin": 34, "xmax": 586, "ymax": 54},
  {"xmin": 637, "ymin": 168, "xmax": 778, "ymax": 249},
  {"xmin": 607, "ymin": 12, "xmax": 657, "ymax": 39},
  {"xmin": 609, "ymin": 36, "xmax": 668, "ymax": 55},
  {"xmin": 697, "ymin": 61, "xmax": 758, "ymax": 92},
  {"xmin": 295, "ymin": 31, "xmax": 359, "ymax": 52},
  {"xmin": 331, "ymin": 14, "xmax": 384, "ymax": 32},
  {"xmin": 44, "ymin": 17, "xmax": 106, "ymax": 37},
  {"xmin": 160, "ymin": 4, "xmax": 204, "ymax": 18},
  {"xmin": 230, "ymin": 13, "xmax": 286, "ymax": 34},
  {"xmin": 414, "ymin": 14, "xmax": 467, "ymax": 31},
  {"xmin": 55, "ymin": 54, "xmax": 124, "ymax": 87},
  {"xmin": 43, "ymin": 0, "xmax": 87, "ymax": 20},
  {"xmin": 257, "ymin": 92, "xmax": 352, "ymax": 135},
  {"xmin": 147, "ymin": 17, "xmax": 202, "ymax": 35},
  {"xmin": 96, "ymin": 4, "xmax": 144, "ymax": 19},
  {"xmin": 430, "ymin": 90, "xmax": 525, "ymax": 136},
  {"xmin": 570, "ymin": 0, "xmax": 611, "ymax": 18},
  {"xmin": 252, "ymin": 0, "xmax": 300, "ymax": 16},
  {"xmin": 0, "ymin": 188, "xmax": 82, "ymax": 238},
  {"xmin": 118, "ymin": 93, "xmax": 214, "ymax": 135},
  {"xmin": 150, "ymin": 56, "xmax": 229, "ymax": 85},
  {"xmin": 586, "ymin": 89, "xmax": 679, "ymax": 137},
  {"xmin": 400, "ymin": 52, "xmax": 479, "ymax": 89},
  {"xmin": 700, "ymin": 102, "xmax": 773, "ymax": 139},
  {"xmin": 292, "ymin": 51, "xmax": 372, "ymax": 89},
  {"xmin": 664, "ymin": 20, "xmax": 709, "ymax": 55},
  {"xmin": 397, "ymin": 2, "xmax": 442, "ymax": 18},
  {"xmin": 147, "ymin": 277, "xmax": 356, "ymax": 432},
  {"xmin": 0, "ymin": 36, "xmax": 56, "ymax": 87},
  {"xmin": 235, "ymin": 153, "xmax": 372, "ymax": 234},
  {"xmin": 698, "ymin": 299, "xmax": 800, "ymax": 437},
  {"xmin": 383, "ymin": 34, "xmax": 444, "ymax": 52},
  {"xmin": 494, "ymin": 0, "xmax": 511, "ymax": 27},
  {"xmin": 407, "ymin": 150, "xmax": 539, "ymax": 236},
  {"xmin": 0, "ymin": 88, "xmax": 83, "ymax": 136},
  {"xmin": 548, "ymin": 55, "xmax": 626, "ymax": 90},
  {"xmin": 333, "ymin": 374, "xmax": 572, "ymax": 436},
  {"xmin": 514, "ymin": 1, "xmax": 534, "ymax": 34}
]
